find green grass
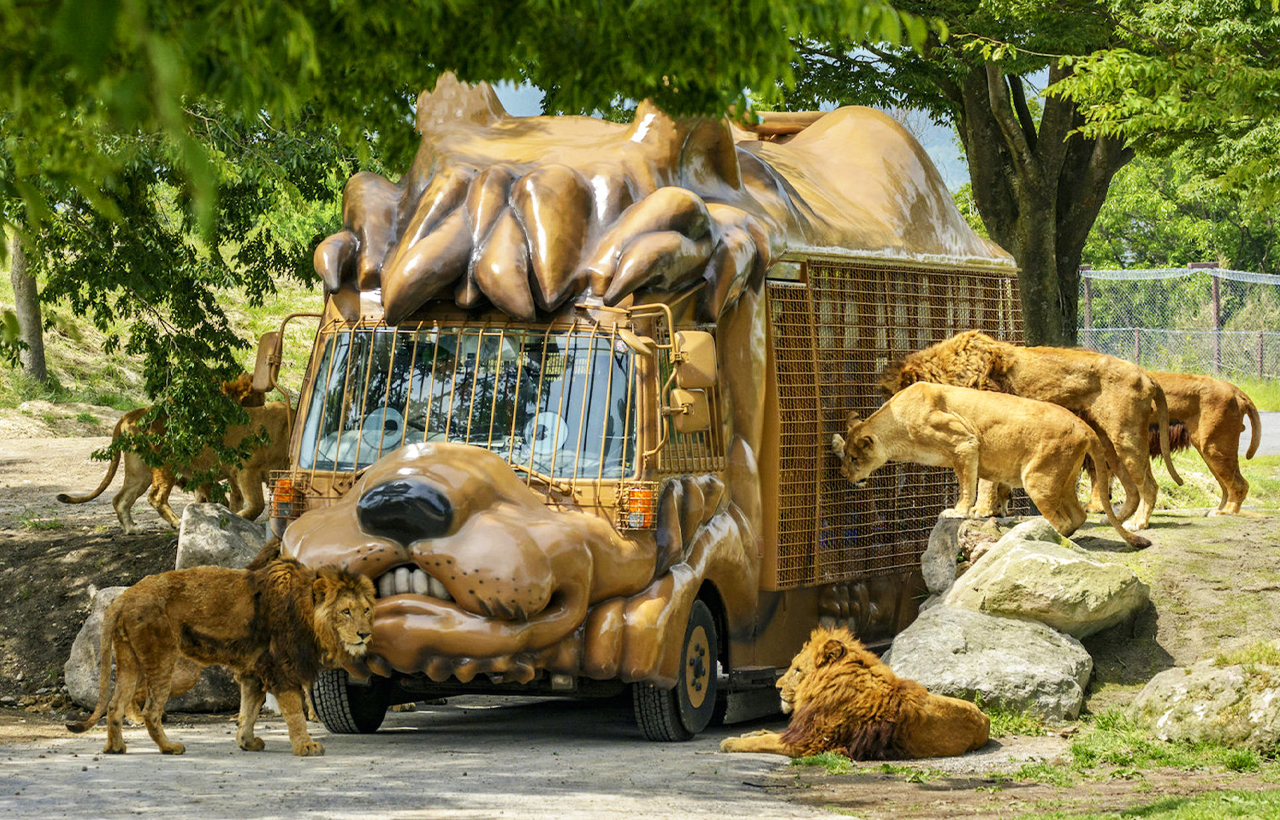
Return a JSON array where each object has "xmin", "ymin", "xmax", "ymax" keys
[
  {"xmin": 1215, "ymin": 641, "xmax": 1280, "ymax": 668},
  {"xmin": 790, "ymin": 752, "xmax": 854, "ymax": 775},
  {"xmin": 1012, "ymin": 789, "xmax": 1280, "ymax": 819},
  {"xmin": 1152, "ymin": 451, "xmax": 1280, "ymax": 512},
  {"xmin": 986, "ymin": 705, "xmax": 1048, "ymax": 738}
]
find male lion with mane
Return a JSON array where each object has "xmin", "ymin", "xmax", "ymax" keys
[
  {"xmin": 880, "ymin": 330, "xmax": 1182, "ymax": 531},
  {"xmin": 57, "ymin": 375, "xmax": 291, "ymax": 532},
  {"xmin": 720, "ymin": 627, "xmax": 989, "ymax": 760},
  {"xmin": 66, "ymin": 558, "xmax": 375, "ymax": 756}
]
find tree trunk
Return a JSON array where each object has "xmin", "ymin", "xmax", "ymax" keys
[
  {"xmin": 8, "ymin": 233, "xmax": 48, "ymax": 383},
  {"xmin": 955, "ymin": 61, "xmax": 1131, "ymax": 348}
]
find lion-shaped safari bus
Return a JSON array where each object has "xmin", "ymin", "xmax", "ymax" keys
[{"xmin": 251, "ymin": 75, "xmax": 1023, "ymax": 741}]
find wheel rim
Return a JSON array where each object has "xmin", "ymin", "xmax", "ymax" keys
[{"xmin": 683, "ymin": 624, "xmax": 711, "ymax": 710}]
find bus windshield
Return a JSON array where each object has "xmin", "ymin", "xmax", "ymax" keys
[{"xmin": 297, "ymin": 324, "xmax": 638, "ymax": 481}]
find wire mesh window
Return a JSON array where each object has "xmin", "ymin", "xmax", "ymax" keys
[
  {"xmin": 297, "ymin": 321, "xmax": 638, "ymax": 484},
  {"xmin": 769, "ymin": 260, "xmax": 1024, "ymax": 589},
  {"xmin": 655, "ymin": 334, "xmax": 727, "ymax": 475}
]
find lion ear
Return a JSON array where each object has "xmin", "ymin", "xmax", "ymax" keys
[
  {"xmin": 818, "ymin": 639, "xmax": 847, "ymax": 667},
  {"xmin": 854, "ymin": 433, "xmax": 874, "ymax": 450},
  {"xmin": 845, "ymin": 410, "xmax": 860, "ymax": 427},
  {"xmin": 312, "ymin": 569, "xmax": 337, "ymax": 605}
]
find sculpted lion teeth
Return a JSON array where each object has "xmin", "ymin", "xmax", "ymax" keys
[{"xmin": 374, "ymin": 566, "xmax": 453, "ymax": 601}]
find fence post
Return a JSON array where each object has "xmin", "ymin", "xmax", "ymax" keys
[
  {"xmin": 1080, "ymin": 266, "xmax": 1093, "ymax": 340},
  {"xmin": 1260, "ymin": 330, "xmax": 1265, "ymax": 380}
]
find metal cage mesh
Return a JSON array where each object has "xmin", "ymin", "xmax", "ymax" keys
[{"xmin": 769, "ymin": 260, "xmax": 1024, "ymax": 589}]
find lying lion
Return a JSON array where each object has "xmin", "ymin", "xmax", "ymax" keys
[
  {"xmin": 831, "ymin": 383, "xmax": 1150, "ymax": 549},
  {"xmin": 66, "ymin": 558, "xmax": 374, "ymax": 756},
  {"xmin": 720, "ymin": 626, "xmax": 989, "ymax": 759},
  {"xmin": 881, "ymin": 330, "xmax": 1181, "ymax": 531},
  {"xmin": 58, "ymin": 382, "xmax": 291, "ymax": 532}
]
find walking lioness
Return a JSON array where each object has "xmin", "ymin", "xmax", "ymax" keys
[{"xmin": 831, "ymin": 383, "xmax": 1151, "ymax": 548}]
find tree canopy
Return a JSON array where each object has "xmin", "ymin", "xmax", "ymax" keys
[
  {"xmin": 2, "ymin": 0, "xmax": 930, "ymax": 228},
  {"xmin": 1054, "ymin": 0, "xmax": 1280, "ymax": 206},
  {"xmin": 782, "ymin": 0, "xmax": 1131, "ymax": 345}
]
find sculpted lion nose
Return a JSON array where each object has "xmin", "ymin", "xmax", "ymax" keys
[{"xmin": 356, "ymin": 478, "xmax": 453, "ymax": 544}]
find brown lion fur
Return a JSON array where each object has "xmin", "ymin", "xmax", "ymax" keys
[
  {"xmin": 66, "ymin": 558, "xmax": 375, "ymax": 756},
  {"xmin": 1143, "ymin": 372, "xmax": 1262, "ymax": 515},
  {"xmin": 880, "ymin": 330, "xmax": 1182, "ymax": 531},
  {"xmin": 720, "ymin": 627, "xmax": 989, "ymax": 760},
  {"xmin": 57, "ymin": 388, "xmax": 291, "ymax": 532},
  {"xmin": 1148, "ymin": 421, "xmax": 1192, "ymax": 457}
]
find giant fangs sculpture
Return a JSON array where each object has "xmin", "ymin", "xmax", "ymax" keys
[{"xmin": 315, "ymin": 74, "xmax": 1010, "ymax": 325}]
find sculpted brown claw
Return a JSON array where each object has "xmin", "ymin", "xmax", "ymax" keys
[{"xmin": 323, "ymin": 73, "xmax": 1002, "ymax": 323}]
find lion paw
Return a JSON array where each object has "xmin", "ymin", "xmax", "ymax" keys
[
  {"xmin": 293, "ymin": 740, "xmax": 326, "ymax": 757},
  {"xmin": 162, "ymin": 742, "xmax": 186, "ymax": 755},
  {"xmin": 939, "ymin": 507, "xmax": 970, "ymax": 519},
  {"xmin": 102, "ymin": 743, "xmax": 126, "ymax": 755},
  {"xmin": 238, "ymin": 736, "xmax": 265, "ymax": 752}
]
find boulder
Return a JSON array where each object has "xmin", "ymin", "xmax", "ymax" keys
[
  {"xmin": 176, "ymin": 503, "xmax": 268, "ymax": 570},
  {"xmin": 1131, "ymin": 659, "xmax": 1280, "ymax": 750},
  {"xmin": 65, "ymin": 589, "xmax": 239, "ymax": 714},
  {"xmin": 883, "ymin": 604, "xmax": 1093, "ymax": 721},
  {"xmin": 921, "ymin": 516, "xmax": 1014, "ymax": 598},
  {"xmin": 944, "ymin": 519, "xmax": 1149, "ymax": 639}
]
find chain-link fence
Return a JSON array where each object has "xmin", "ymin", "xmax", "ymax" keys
[{"xmin": 1079, "ymin": 266, "xmax": 1280, "ymax": 379}]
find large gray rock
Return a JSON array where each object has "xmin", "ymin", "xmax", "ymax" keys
[
  {"xmin": 65, "ymin": 587, "xmax": 238, "ymax": 713},
  {"xmin": 922, "ymin": 516, "xmax": 1014, "ymax": 598},
  {"xmin": 944, "ymin": 519, "xmax": 1149, "ymax": 639},
  {"xmin": 176, "ymin": 503, "xmax": 268, "ymax": 569},
  {"xmin": 884, "ymin": 604, "xmax": 1093, "ymax": 721},
  {"xmin": 1131, "ymin": 659, "xmax": 1280, "ymax": 750}
]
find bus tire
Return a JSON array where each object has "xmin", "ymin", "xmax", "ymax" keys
[
  {"xmin": 311, "ymin": 669, "xmax": 390, "ymax": 734},
  {"xmin": 632, "ymin": 599, "xmax": 720, "ymax": 741}
]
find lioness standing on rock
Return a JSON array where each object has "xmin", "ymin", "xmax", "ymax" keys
[
  {"xmin": 832, "ymin": 382, "xmax": 1151, "ymax": 549},
  {"xmin": 66, "ymin": 559, "xmax": 375, "ymax": 757},
  {"xmin": 881, "ymin": 330, "xmax": 1181, "ymax": 531}
]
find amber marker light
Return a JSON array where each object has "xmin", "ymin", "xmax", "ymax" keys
[{"xmin": 618, "ymin": 484, "xmax": 658, "ymax": 530}]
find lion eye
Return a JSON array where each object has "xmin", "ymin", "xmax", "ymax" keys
[{"xmin": 342, "ymin": 608, "xmax": 352, "ymax": 616}]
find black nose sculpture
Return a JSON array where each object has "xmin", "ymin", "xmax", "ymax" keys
[{"xmin": 356, "ymin": 478, "xmax": 453, "ymax": 543}]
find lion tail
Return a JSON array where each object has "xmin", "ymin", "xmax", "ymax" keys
[
  {"xmin": 1089, "ymin": 432, "xmax": 1152, "ymax": 549},
  {"xmin": 65, "ymin": 597, "xmax": 122, "ymax": 734},
  {"xmin": 1152, "ymin": 383, "xmax": 1184, "ymax": 486},
  {"xmin": 56, "ymin": 415, "xmax": 128, "ymax": 505},
  {"xmin": 1238, "ymin": 387, "xmax": 1262, "ymax": 460}
]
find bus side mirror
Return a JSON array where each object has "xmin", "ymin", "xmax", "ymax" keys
[
  {"xmin": 675, "ymin": 331, "xmax": 717, "ymax": 389},
  {"xmin": 253, "ymin": 331, "xmax": 282, "ymax": 394},
  {"xmin": 669, "ymin": 388, "xmax": 711, "ymax": 433}
]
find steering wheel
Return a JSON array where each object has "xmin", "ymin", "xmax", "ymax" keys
[{"xmin": 524, "ymin": 411, "xmax": 568, "ymax": 460}]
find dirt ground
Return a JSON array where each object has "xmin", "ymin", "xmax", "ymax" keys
[{"xmin": 2, "ymin": 417, "xmax": 1280, "ymax": 818}]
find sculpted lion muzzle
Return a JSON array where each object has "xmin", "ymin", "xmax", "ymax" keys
[{"xmin": 282, "ymin": 443, "xmax": 656, "ymax": 684}]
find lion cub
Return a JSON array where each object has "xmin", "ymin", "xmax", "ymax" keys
[
  {"xmin": 67, "ymin": 558, "xmax": 376, "ymax": 757},
  {"xmin": 831, "ymin": 382, "xmax": 1150, "ymax": 549}
]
